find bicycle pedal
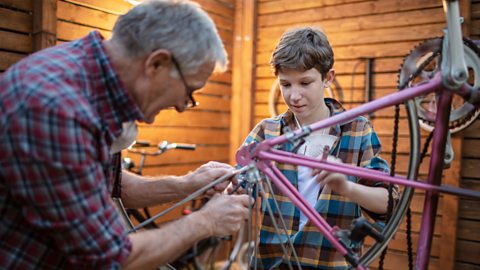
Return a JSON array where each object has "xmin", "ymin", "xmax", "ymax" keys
[{"xmin": 349, "ymin": 217, "xmax": 384, "ymax": 243}]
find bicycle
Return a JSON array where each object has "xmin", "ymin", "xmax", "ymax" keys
[
  {"xmin": 125, "ymin": 1, "xmax": 480, "ymax": 269},
  {"xmin": 117, "ymin": 140, "xmax": 245, "ymax": 270},
  {"xmin": 231, "ymin": 1, "xmax": 480, "ymax": 269}
]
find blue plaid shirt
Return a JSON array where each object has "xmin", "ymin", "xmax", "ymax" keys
[
  {"xmin": 0, "ymin": 31, "xmax": 144, "ymax": 269},
  {"xmin": 240, "ymin": 98, "xmax": 397, "ymax": 269}
]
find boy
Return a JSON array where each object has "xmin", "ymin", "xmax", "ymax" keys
[{"xmin": 240, "ymin": 27, "xmax": 398, "ymax": 269}]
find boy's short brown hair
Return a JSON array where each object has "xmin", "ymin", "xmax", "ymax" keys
[{"xmin": 270, "ymin": 27, "xmax": 334, "ymax": 79}]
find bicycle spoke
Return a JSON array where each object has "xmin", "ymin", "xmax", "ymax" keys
[
  {"xmin": 246, "ymin": 182, "xmax": 254, "ymax": 268},
  {"xmin": 254, "ymin": 182, "xmax": 259, "ymax": 270},
  {"xmin": 163, "ymin": 263, "xmax": 176, "ymax": 270},
  {"xmin": 207, "ymin": 244, "xmax": 218, "ymax": 270},
  {"xmin": 221, "ymin": 224, "xmax": 246, "ymax": 270},
  {"xmin": 259, "ymin": 183, "xmax": 295, "ymax": 270},
  {"xmin": 263, "ymin": 179, "xmax": 303, "ymax": 270},
  {"xmin": 243, "ymin": 166, "xmax": 297, "ymax": 269}
]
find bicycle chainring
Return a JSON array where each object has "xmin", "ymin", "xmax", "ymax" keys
[{"xmin": 398, "ymin": 37, "xmax": 480, "ymax": 133}]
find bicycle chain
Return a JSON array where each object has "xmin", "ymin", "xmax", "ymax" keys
[{"xmin": 397, "ymin": 39, "xmax": 441, "ymax": 91}]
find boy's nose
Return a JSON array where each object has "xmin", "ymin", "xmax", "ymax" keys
[{"xmin": 290, "ymin": 89, "xmax": 302, "ymax": 101}]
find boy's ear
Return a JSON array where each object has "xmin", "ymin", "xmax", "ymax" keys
[{"xmin": 324, "ymin": 69, "xmax": 335, "ymax": 87}]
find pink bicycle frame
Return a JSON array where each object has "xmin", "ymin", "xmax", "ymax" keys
[{"xmin": 236, "ymin": 73, "xmax": 480, "ymax": 269}]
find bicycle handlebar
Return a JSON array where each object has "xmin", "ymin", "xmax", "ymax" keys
[
  {"xmin": 127, "ymin": 140, "xmax": 196, "ymax": 156},
  {"xmin": 170, "ymin": 143, "xmax": 196, "ymax": 150},
  {"xmin": 130, "ymin": 140, "xmax": 151, "ymax": 148}
]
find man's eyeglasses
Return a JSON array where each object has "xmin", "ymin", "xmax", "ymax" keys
[{"xmin": 171, "ymin": 56, "xmax": 198, "ymax": 108}]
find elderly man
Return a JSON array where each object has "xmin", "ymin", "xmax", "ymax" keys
[{"xmin": 0, "ymin": 0, "xmax": 250, "ymax": 269}]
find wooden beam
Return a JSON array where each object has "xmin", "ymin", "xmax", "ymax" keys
[
  {"xmin": 439, "ymin": 135, "xmax": 462, "ymax": 269},
  {"xmin": 461, "ymin": 0, "xmax": 471, "ymax": 37},
  {"xmin": 33, "ymin": 0, "xmax": 57, "ymax": 51},
  {"xmin": 0, "ymin": 0, "xmax": 33, "ymax": 12},
  {"xmin": 230, "ymin": 0, "xmax": 257, "ymax": 164},
  {"xmin": 64, "ymin": 0, "xmax": 132, "ymax": 15}
]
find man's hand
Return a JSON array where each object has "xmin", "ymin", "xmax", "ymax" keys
[
  {"xmin": 196, "ymin": 193, "xmax": 252, "ymax": 236},
  {"xmin": 184, "ymin": 161, "xmax": 238, "ymax": 197},
  {"xmin": 312, "ymin": 156, "xmax": 352, "ymax": 196},
  {"xmin": 226, "ymin": 179, "xmax": 246, "ymax": 195}
]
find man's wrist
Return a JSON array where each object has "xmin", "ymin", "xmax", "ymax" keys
[
  {"xmin": 179, "ymin": 172, "xmax": 211, "ymax": 198},
  {"xmin": 186, "ymin": 210, "xmax": 213, "ymax": 238}
]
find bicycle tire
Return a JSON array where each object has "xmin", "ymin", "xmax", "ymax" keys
[{"xmin": 359, "ymin": 98, "xmax": 420, "ymax": 265}]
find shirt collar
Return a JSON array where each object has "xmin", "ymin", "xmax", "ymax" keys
[
  {"xmin": 84, "ymin": 31, "xmax": 145, "ymax": 137},
  {"xmin": 280, "ymin": 98, "xmax": 349, "ymax": 137}
]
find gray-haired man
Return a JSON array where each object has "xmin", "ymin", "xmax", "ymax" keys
[{"xmin": 0, "ymin": 0, "xmax": 250, "ymax": 269}]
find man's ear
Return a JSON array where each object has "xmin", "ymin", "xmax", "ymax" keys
[
  {"xmin": 324, "ymin": 69, "xmax": 335, "ymax": 87},
  {"xmin": 144, "ymin": 49, "xmax": 172, "ymax": 76}
]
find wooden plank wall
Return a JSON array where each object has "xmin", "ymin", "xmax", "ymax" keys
[
  {"xmin": 458, "ymin": 1, "xmax": 480, "ymax": 269},
  {"xmin": 255, "ymin": 0, "xmax": 479, "ymax": 269},
  {"xmin": 0, "ymin": 0, "xmax": 33, "ymax": 74}
]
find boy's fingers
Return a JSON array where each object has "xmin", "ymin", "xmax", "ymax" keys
[
  {"xmin": 311, "ymin": 168, "xmax": 322, "ymax": 176},
  {"xmin": 316, "ymin": 170, "xmax": 329, "ymax": 182}
]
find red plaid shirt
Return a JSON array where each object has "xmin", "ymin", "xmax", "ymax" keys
[{"xmin": 0, "ymin": 31, "xmax": 144, "ymax": 269}]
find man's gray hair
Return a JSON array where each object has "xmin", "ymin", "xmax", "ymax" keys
[{"xmin": 112, "ymin": 0, "xmax": 227, "ymax": 74}]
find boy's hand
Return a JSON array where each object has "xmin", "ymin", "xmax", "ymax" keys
[{"xmin": 312, "ymin": 156, "xmax": 352, "ymax": 196}]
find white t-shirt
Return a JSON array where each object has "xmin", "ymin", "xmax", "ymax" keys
[{"xmin": 296, "ymin": 133, "xmax": 337, "ymax": 230}]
